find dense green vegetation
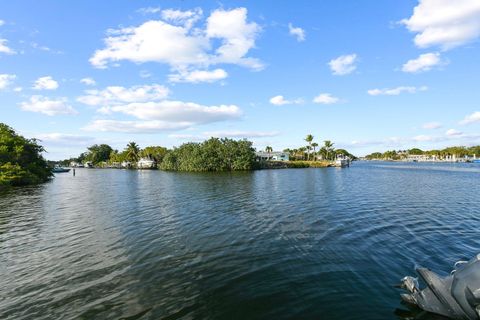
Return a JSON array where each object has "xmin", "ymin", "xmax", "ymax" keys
[
  {"xmin": 0, "ymin": 123, "xmax": 52, "ymax": 188},
  {"xmin": 63, "ymin": 138, "xmax": 256, "ymax": 172},
  {"xmin": 160, "ymin": 138, "xmax": 256, "ymax": 171},
  {"xmin": 365, "ymin": 146, "xmax": 480, "ymax": 160}
]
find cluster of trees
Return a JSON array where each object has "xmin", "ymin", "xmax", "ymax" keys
[
  {"xmin": 62, "ymin": 142, "xmax": 168, "ymax": 167},
  {"xmin": 63, "ymin": 138, "xmax": 256, "ymax": 172},
  {"xmin": 0, "ymin": 123, "xmax": 52, "ymax": 188},
  {"xmin": 273, "ymin": 134, "xmax": 355, "ymax": 161},
  {"xmin": 160, "ymin": 138, "xmax": 256, "ymax": 171},
  {"xmin": 365, "ymin": 146, "xmax": 480, "ymax": 160}
]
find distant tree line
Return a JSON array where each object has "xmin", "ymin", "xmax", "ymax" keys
[
  {"xmin": 61, "ymin": 138, "xmax": 256, "ymax": 172},
  {"xmin": 0, "ymin": 123, "xmax": 52, "ymax": 188},
  {"xmin": 365, "ymin": 146, "xmax": 480, "ymax": 160},
  {"xmin": 273, "ymin": 134, "xmax": 356, "ymax": 161}
]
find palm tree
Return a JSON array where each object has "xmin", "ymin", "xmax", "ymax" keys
[
  {"xmin": 305, "ymin": 134, "xmax": 314, "ymax": 160},
  {"xmin": 312, "ymin": 142, "xmax": 318, "ymax": 161},
  {"xmin": 126, "ymin": 142, "xmax": 140, "ymax": 162},
  {"xmin": 324, "ymin": 140, "xmax": 334, "ymax": 160},
  {"xmin": 298, "ymin": 147, "xmax": 307, "ymax": 160},
  {"xmin": 265, "ymin": 146, "xmax": 273, "ymax": 160}
]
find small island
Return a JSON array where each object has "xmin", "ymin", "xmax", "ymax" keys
[{"xmin": 59, "ymin": 134, "xmax": 356, "ymax": 171}]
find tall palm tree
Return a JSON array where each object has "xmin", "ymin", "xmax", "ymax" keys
[
  {"xmin": 126, "ymin": 142, "xmax": 140, "ymax": 162},
  {"xmin": 324, "ymin": 140, "xmax": 334, "ymax": 160},
  {"xmin": 305, "ymin": 134, "xmax": 314, "ymax": 160},
  {"xmin": 311, "ymin": 142, "xmax": 318, "ymax": 161}
]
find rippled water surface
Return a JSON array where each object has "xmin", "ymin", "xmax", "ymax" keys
[{"xmin": 1, "ymin": 162, "xmax": 480, "ymax": 319}]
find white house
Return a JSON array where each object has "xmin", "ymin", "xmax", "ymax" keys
[
  {"xmin": 137, "ymin": 158, "xmax": 156, "ymax": 169},
  {"xmin": 256, "ymin": 151, "xmax": 289, "ymax": 161}
]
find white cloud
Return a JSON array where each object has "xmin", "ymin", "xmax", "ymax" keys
[
  {"xmin": 422, "ymin": 122, "xmax": 442, "ymax": 129},
  {"xmin": 460, "ymin": 111, "xmax": 480, "ymax": 125},
  {"xmin": 90, "ymin": 7, "xmax": 262, "ymax": 73},
  {"xmin": 19, "ymin": 95, "xmax": 77, "ymax": 116},
  {"xmin": 168, "ymin": 68, "xmax": 228, "ymax": 83},
  {"xmin": 137, "ymin": 7, "xmax": 162, "ymax": 14},
  {"xmin": 33, "ymin": 76, "xmax": 59, "ymax": 90},
  {"xmin": 288, "ymin": 23, "xmax": 306, "ymax": 42},
  {"xmin": 270, "ymin": 95, "xmax": 303, "ymax": 106},
  {"xmin": 80, "ymin": 77, "xmax": 96, "ymax": 86},
  {"xmin": 413, "ymin": 135, "xmax": 433, "ymax": 142},
  {"xmin": 35, "ymin": 133, "xmax": 95, "ymax": 146},
  {"xmin": 402, "ymin": 52, "xmax": 444, "ymax": 73},
  {"xmin": 446, "ymin": 128, "xmax": 463, "ymax": 136},
  {"xmin": 401, "ymin": 0, "xmax": 480, "ymax": 50},
  {"xmin": 313, "ymin": 93, "xmax": 340, "ymax": 104},
  {"xmin": 108, "ymin": 101, "xmax": 241, "ymax": 123},
  {"xmin": 83, "ymin": 120, "xmax": 191, "ymax": 133},
  {"xmin": 269, "ymin": 95, "xmax": 303, "ymax": 106},
  {"xmin": 161, "ymin": 8, "xmax": 202, "ymax": 29},
  {"xmin": 328, "ymin": 54, "xmax": 357, "ymax": 75},
  {"xmin": 77, "ymin": 84, "xmax": 170, "ymax": 106},
  {"xmin": 0, "ymin": 20, "xmax": 4, "ymax": 27},
  {"xmin": 0, "ymin": 39, "xmax": 15, "ymax": 54},
  {"xmin": 0, "ymin": 74, "xmax": 16, "ymax": 90},
  {"xmin": 367, "ymin": 86, "xmax": 428, "ymax": 96}
]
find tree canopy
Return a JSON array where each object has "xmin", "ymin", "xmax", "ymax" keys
[
  {"xmin": 160, "ymin": 138, "xmax": 256, "ymax": 171},
  {"xmin": 0, "ymin": 123, "xmax": 52, "ymax": 188}
]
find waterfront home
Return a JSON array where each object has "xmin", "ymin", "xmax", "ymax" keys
[
  {"xmin": 108, "ymin": 162, "xmax": 122, "ymax": 168},
  {"xmin": 121, "ymin": 161, "xmax": 132, "ymax": 168},
  {"xmin": 256, "ymin": 151, "xmax": 289, "ymax": 161},
  {"xmin": 84, "ymin": 161, "xmax": 93, "ymax": 168},
  {"xmin": 69, "ymin": 161, "xmax": 84, "ymax": 168},
  {"xmin": 137, "ymin": 158, "xmax": 156, "ymax": 169}
]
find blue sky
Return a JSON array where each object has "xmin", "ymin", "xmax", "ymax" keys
[{"xmin": 1, "ymin": 0, "xmax": 480, "ymax": 159}]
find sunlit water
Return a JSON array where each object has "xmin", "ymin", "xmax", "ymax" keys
[{"xmin": 1, "ymin": 162, "xmax": 479, "ymax": 319}]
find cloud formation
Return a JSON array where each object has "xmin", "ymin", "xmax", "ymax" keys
[
  {"xmin": 402, "ymin": 52, "xmax": 444, "ymax": 73},
  {"xmin": 288, "ymin": 23, "xmax": 306, "ymax": 41},
  {"xmin": 0, "ymin": 74, "xmax": 16, "ymax": 90},
  {"xmin": 269, "ymin": 95, "xmax": 303, "ymax": 106},
  {"xmin": 80, "ymin": 77, "xmax": 96, "ymax": 86},
  {"xmin": 460, "ymin": 111, "xmax": 480, "ymax": 125},
  {"xmin": 33, "ymin": 76, "xmax": 59, "ymax": 90},
  {"xmin": 313, "ymin": 93, "xmax": 340, "ymax": 104},
  {"xmin": 328, "ymin": 54, "xmax": 357, "ymax": 75},
  {"xmin": 78, "ymin": 84, "xmax": 170, "ymax": 106},
  {"xmin": 168, "ymin": 68, "xmax": 228, "ymax": 83},
  {"xmin": 0, "ymin": 39, "xmax": 15, "ymax": 54},
  {"xmin": 90, "ymin": 7, "xmax": 262, "ymax": 83},
  {"xmin": 19, "ymin": 96, "xmax": 77, "ymax": 116},
  {"xmin": 401, "ymin": 0, "xmax": 480, "ymax": 50},
  {"xmin": 367, "ymin": 86, "xmax": 428, "ymax": 96},
  {"xmin": 83, "ymin": 120, "xmax": 192, "ymax": 133}
]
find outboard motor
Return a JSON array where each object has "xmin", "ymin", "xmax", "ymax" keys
[{"xmin": 398, "ymin": 254, "xmax": 480, "ymax": 319}]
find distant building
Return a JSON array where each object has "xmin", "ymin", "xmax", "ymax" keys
[
  {"xmin": 137, "ymin": 158, "xmax": 156, "ymax": 169},
  {"xmin": 121, "ymin": 161, "xmax": 132, "ymax": 168},
  {"xmin": 256, "ymin": 151, "xmax": 289, "ymax": 161}
]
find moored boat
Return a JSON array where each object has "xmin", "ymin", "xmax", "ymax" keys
[{"xmin": 52, "ymin": 166, "xmax": 71, "ymax": 173}]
